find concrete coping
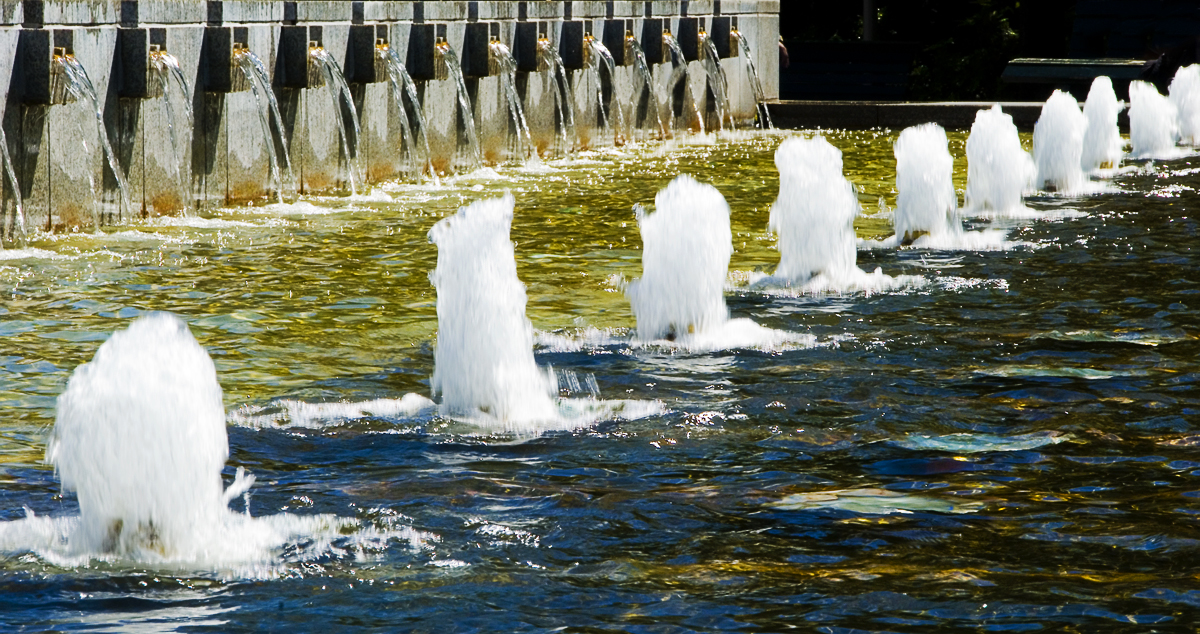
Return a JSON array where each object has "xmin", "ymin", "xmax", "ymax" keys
[{"xmin": 5, "ymin": 1, "xmax": 782, "ymax": 27}]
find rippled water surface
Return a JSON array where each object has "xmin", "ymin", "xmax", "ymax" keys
[{"xmin": 3, "ymin": 130, "xmax": 1200, "ymax": 631}]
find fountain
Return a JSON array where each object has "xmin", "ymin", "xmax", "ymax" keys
[
  {"xmin": 309, "ymin": 44, "xmax": 364, "ymax": 195},
  {"xmin": 45, "ymin": 312, "xmax": 234, "ymax": 557},
  {"xmin": 489, "ymin": 39, "xmax": 534, "ymax": 160},
  {"xmin": 436, "ymin": 39, "xmax": 483, "ymax": 170},
  {"xmin": 1169, "ymin": 65, "xmax": 1200, "ymax": 146},
  {"xmin": 584, "ymin": 34, "xmax": 626, "ymax": 145},
  {"xmin": 427, "ymin": 194, "xmax": 557, "ymax": 426},
  {"xmin": 662, "ymin": 31, "xmax": 704, "ymax": 135},
  {"xmin": 1129, "ymin": 80, "xmax": 1180, "ymax": 159},
  {"xmin": 767, "ymin": 136, "xmax": 859, "ymax": 280},
  {"xmin": 626, "ymin": 175, "xmax": 732, "ymax": 340},
  {"xmin": 233, "ymin": 46, "xmax": 294, "ymax": 202},
  {"xmin": 963, "ymin": 105, "xmax": 1035, "ymax": 215},
  {"xmin": 57, "ymin": 50, "xmax": 133, "ymax": 228},
  {"xmin": 0, "ymin": 127, "xmax": 27, "ymax": 247},
  {"xmin": 537, "ymin": 37, "xmax": 578, "ymax": 156},
  {"xmin": 1033, "ymin": 90, "xmax": 1087, "ymax": 193},
  {"xmin": 379, "ymin": 43, "xmax": 425, "ymax": 180},
  {"xmin": 626, "ymin": 35, "xmax": 667, "ymax": 138},
  {"xmin": 150, "ymin": 47, "xmax": 194, "ymax": 204},
  {"xmin": 732, "ymin": 28, "xmax": 774, "ymax": 130},
  {"xmin": 1081, "ymin": 76, "xmax": 1125, "ymax": 172},
  {"xmin": 893, "ymin": 123, "xmax": 959, "ymax": 241}
]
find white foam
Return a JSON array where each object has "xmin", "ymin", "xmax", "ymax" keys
[
  {"xmin": 740, "ymin": 266, "xmax": 926, "ymax": 295},
  {"xmin": 428, "ymin": 194, "xmax": 559, "ymax": 427},
  {"xmin": 1034, "ymin": 90, "xmax": 1089, "ymax": 193},
  {"xmin": 144, "ymin": 215, "xmax": 261, "ymax": 229},
  {"xmin": 963, "ymin": 105, "xmax": 1036, "ymax": 215},
  {"xmin": 1081, "ymin": 77, "xmax": 1126, "ymax": 172},
  {"xmin": 1170, "ymin": 65, "xmax": 1200, "ymax": 145},
  {"xmin": 636, "ymin": 317, "xmax": 817, "ymax": 353},
  {"xmin": 1130, "ymin": 80, "xmax": 1185, "ymax": 159},
  {"xmin": 228, "ymin": 394, "xmax": 437, "ymax": 429},
  {"xmin": 859, "ymin": 229, "xmax": 1023, "ymax": 251},
  {"xmin": 0, "ymin": 247, "xmax": 73, "ymax": 261},
  {"xmin": 0, "ymin": 508, "xmax": 431, "ymax": 577}
]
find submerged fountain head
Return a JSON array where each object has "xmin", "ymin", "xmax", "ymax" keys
[
  {"xmin": 1169, "ymin": 65, "xmax": 1200, "ymax": 145},
  {"xmin": 46, "ymin": 313, "xmax": 230, "ymax": 557},
  {"xmin": 1033, "ymin": 90, "xmax": 1087, "ymax": 193},
  {"xmin": 1129, "ymin": 80, "xmax": 1179, "ymax": 158},
  {"xmin": 964, "ymin": 104, "xmax": 1035, "ymax": 214},
  {"xmin": 894, "ymin": 123, "xmax": 958, "ymax": 240},
  {"xmin": 1081, "ymin": 76, "xmax": 1125, "ymax": 171},
  {"xmin": 627, "ymin": 175, "xmax": 732, "ymax": 340},
  {"xmin": 427, "ymin": 194, "xmax": 557, "ymax": 425},
  {"xmin": 769, "ymin": 136, "xmax": 859, "ymax": 280}
]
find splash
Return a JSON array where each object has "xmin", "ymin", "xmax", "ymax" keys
[
  {"xmin": 0, "ymin": 313, "xmax": 415, "ymax": 572},
  {"xmin": 893, "ymin": 124, "xmax": 959, "ymax": 240},
  {"xmin": 963, "ymin": 105, "xmax": 1035, "ymax": 215},
  {"xmin": 427, "ymin": 194, "xmax": 558, "ymax": 426},
  {"xmin": 1033, "ymin": 90, "xmax": 1088, "ymax": 193},
  {"xmin": 1129, "ymin": 80, "xmax": 1182, "ymax": 159},
  {"xmin": 1170, "ymin": 65, "xmax": 1200, "ymax": 145},
  {"xmin": 1081, "ymin": 76, "xmax": 1125, "ymax": 172}
]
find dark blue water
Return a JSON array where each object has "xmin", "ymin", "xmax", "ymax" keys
[{"xmin": 2, "ymin": 135, "xmax": 1199, "ymax": 631}]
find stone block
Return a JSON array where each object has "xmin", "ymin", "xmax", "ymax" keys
[{"xmin": 223, "ymin": 1, "xmax": 283, "ymax": 23}]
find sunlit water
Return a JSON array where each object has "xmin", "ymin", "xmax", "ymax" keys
[{"xmin": 2, "ymin": 130, "xmax": 1200, "ymax": 630}]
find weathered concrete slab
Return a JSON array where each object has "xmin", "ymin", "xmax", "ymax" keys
[{"xmin": 0, "ymin": 0, "xmax": 782, "ymax": 237}]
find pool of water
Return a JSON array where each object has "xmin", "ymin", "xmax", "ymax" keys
[{"xmin": 2, "ymin": 129, "xmax": 1200, "ymax": 631}]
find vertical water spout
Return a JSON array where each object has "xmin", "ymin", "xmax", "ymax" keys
[
  {"xmin": 1169, "ymin": 65, "xmax": 1200, "ymax": 146},
  {"xmin": 964, "ymin": 105, "xmax": 1035, "ymax": 215},
  {"xmin": 627, "ymin": 175, "xmax": 731, "ymax": 340},
  {"xmin": 428, "ymin": 194, "xmax": 557, "ymax": 426},
  {"xmin": 537, "ymin": 37, "xmax": 578, "ymax": 156},
  {"xmin": 1081, "ymin": 76, "xmax": 1125, "ymax": 172},
  {"xmin": 151, "ymin": 47, "xmax": 194, "ymax": 207},
  {"xmin": 585, "ymin": 34, "xmax": 626, "ymax": 145},
  {"xmin": 733, "ymin": 30, "xmax": 774, "ymax": 130},
  {"xmin": 234, "ymin": 47, "xmax": 294, "ymax": 202},
  {"xmin": 309, "ymin": 45, "xmax": 364, "ymax": 195},
  {"xmin": 384, "ymin": 45, "xmax": 437, "ymax": 183},
  {"xmin": 770, "ymin": 137, "xmax": 859, "ymax": 280},
  {"xmin": 662, "ymin": 31, "xmax": 703, "ymax": 135},
  {"xmin": 489, "ymin": 39, "xmax": 534, "ymax": 160},
  {"xmin": 894, "ymin": 123, "xmax": 959, "ymax": 241},
  {"xmin": 625, "ymin": 36, "xmax": 666, "ymax": 138},
  {"xmin": 1033, "ymin": 90, "xmax": 1087, "ymax": 192},
  {"xmin": 59, "ymin": 53, "xmax": 132, "ymax": 229},
  {"xmin": 437, "ymin": 40, "xmax": 483, "ymax": 171},
  {"xmin": 1129, "ymin": 81, "xmax": 1179, "ymax": 159},
  {"xmin": 0, "ymin": 127, "xmax": 26, "ymax": 247}
]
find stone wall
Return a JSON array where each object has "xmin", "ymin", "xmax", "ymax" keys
[{"xmin": 0, "ymin": 1, "xmax": 779, "ymax": 234}]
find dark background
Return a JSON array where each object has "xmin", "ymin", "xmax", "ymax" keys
[{"xmin": 778, "ymin": 0, "xmax": 1200, "ymax": 101}]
